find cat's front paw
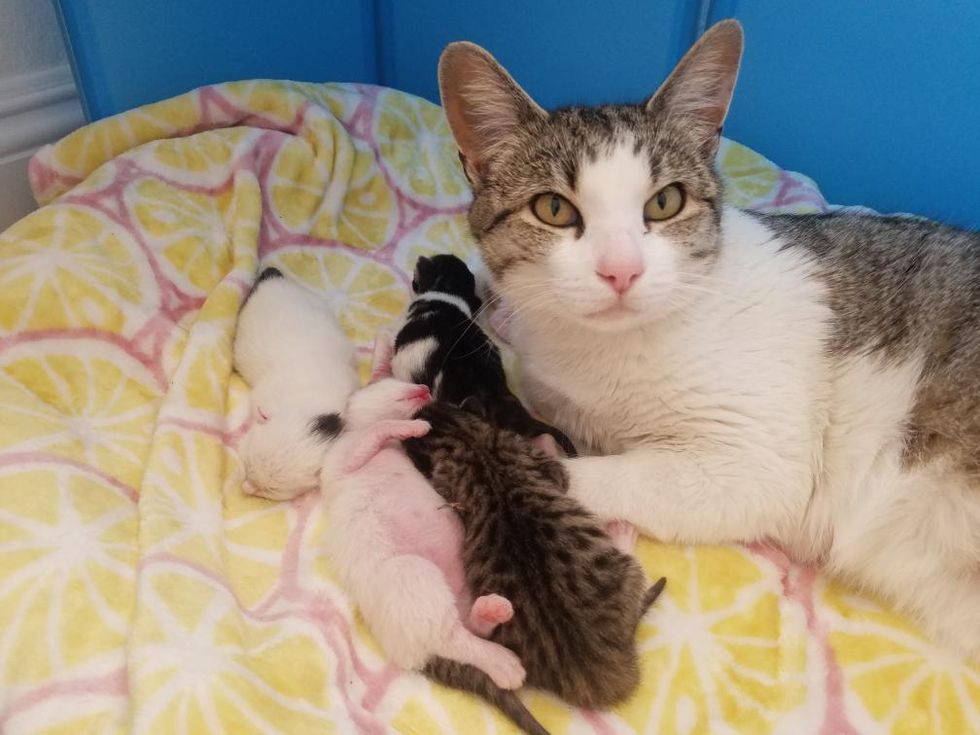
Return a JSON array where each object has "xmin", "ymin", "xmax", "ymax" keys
[
  {"xmin": 563, "ymin": 457, "xmax": 607, "ymax": 512},
  {"xmin": 405, "ymin": 419, "xmax": 431, "ymax": 438},
  {"xmin": 605, "ymin": 519, "xmax": 638, "ymax": 554}
]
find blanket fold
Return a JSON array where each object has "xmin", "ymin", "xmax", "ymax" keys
[{"xmin": 0, "ymin": 80, "xmax": 975, "ymax": 735}]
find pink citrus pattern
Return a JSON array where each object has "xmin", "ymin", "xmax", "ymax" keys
[{"xmin": 0, "ymin": 80, "xmax": 972, "ymax": 734}]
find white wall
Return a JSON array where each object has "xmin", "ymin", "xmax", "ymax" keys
[{"xmin": 0, "ymin": 0, "xmax": 85, "ymax": 230}]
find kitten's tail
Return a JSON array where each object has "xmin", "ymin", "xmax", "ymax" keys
[
  {"xmin": 642, "ymin": 577, "xmax": 668, "ymax": 613},
  {"xmin": 422, "ymin": 657, "xmax": 550, "ymax": 735}
]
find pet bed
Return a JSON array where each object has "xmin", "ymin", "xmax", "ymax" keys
[{"xmin": 1, "ymin": 81, "xmax": 976, "ymax": 734}]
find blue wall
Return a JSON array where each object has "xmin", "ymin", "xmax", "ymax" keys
[
  {"xmin": 55, "ymin": 0, "xmax": 379, "ymax": 121},
  {"xmin": 711, "ymin": 0, "xmax": 980, "ymax": 226},
  {"xmin": 376, "ymin": 0, "xmax": 698, "ymax": 110},
  {"xmin": 56, "ymin": 0, "xmax": 980, "ymax": 226}
]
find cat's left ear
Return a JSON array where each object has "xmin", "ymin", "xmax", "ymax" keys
[
  {"xmin": 645, "ymin": 19, "xmax": 743, "ymax": 154},
  {"xmin": 439, "ymin": 42, "xmax": 546, "ymax": 183}
]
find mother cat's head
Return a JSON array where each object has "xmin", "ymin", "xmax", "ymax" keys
[{"xmin": 439, "ymin": 20, "xmax": 743, "ymax": 332}]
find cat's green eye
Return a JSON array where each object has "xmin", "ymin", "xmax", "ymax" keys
[
  {"xmin": 531, "ymin": 193, "xmax": 580, "ymax": 228},
  {"xmin": 644, "ymin": 184, "xmax": 685, "ymax": 222}
]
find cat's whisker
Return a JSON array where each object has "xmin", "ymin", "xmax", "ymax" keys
[
  {"xmin": 494, "ymin": 296, "xmax": 557, "ymax": 334},
  {"xmin": 671, "ymin": 280, "xmax": 750, "ymax": 304}
]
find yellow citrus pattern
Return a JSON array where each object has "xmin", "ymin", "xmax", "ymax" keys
[
  {"xmin": 374, "ymin": 89, "xmax": 471, "ymax": 205},
  {"xmin": 0, "ymin": 463, "xmax": 135, "ymax": 683},
  {"xmin": 32, "ymin": 93, "xmax": 199, "ymax": 203},
  {"xmin": 0, "ymin": 340, "xmax": 160, "ymax": 488},
  {"xmin": 4, "ymin": 80, "xmax": 976, "ymax": 735},
  {"xmin": 0, "ymin": 205, "xmax": 157, "ymax": 335},
  {"xmin": 719, "ymin": 138, "xmax": 826, "ymax": 213},
  {"xmin": 392, "ymin": 212, "xmax": 479, "ymax": 275},
  {"xmin": 149, "ymin": 127, "xmax": 256, "ymax": 186},
  {"xmin": 129, "ymin": 176, "xmax": 235, "ymax": 295},
  {"xmin": 130, "ymin": 570, "xmax": 334, "ymax": 734},
  {"xmin": 265, "ymin": 247, "xmax": 409, "ymax": 379},
  {"xmin": 269, "ymin": 133, "xmax": 397, "ymax": 250},
  {"xmin": 305, "ymin": 82, "xmax": 365, "ymax": 125},
  {"xmin": 822, "ymin": 580, "xmax": 980, "ymax": 733}
]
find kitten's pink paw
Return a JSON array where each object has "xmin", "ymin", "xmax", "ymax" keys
[
  {"xmin": 605, "ymin": 519, "xmax": 638, "ymax": 554},
  {"xmin": 481, "ymin": 646, "xmax": 526, "ymax": 690},
  {"xmin": 407, "ymin": 419, "xmax": 431, "ymax": 438},
  {"xmin": 471, "ymin": 594, "xmax": 513, "ymax": 626}
]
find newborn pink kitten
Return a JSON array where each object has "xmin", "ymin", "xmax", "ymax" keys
[{"xmin": 317, "ymin": 375, "xmax": 525, "ymax": 690}]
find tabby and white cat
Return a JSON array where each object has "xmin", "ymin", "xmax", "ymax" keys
[{"xmin": 438, "ymin": 20, "xmax": 980, "ymax": 659}]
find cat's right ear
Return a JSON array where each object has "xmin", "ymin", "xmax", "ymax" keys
[
  {"xmin": 438, "ymin": 42, "xmax": 546, "ymax": 183},
  {"xmin": 645, "ymin": 19, "xmax": 743, "ymax": 155}
]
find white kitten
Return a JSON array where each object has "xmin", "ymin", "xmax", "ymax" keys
[{"xmin": 233, "ymin": 269, "xmax": 358, "ymax": 499}]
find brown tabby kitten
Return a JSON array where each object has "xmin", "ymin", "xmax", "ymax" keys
[{"xmin": 402, "ymin": 399, "xmax": 666, "ymax": 710}]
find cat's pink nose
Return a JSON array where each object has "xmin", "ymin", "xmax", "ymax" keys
[{"xmin": 596, "ymin": 260, "xmax": 643, "ymax": 294}]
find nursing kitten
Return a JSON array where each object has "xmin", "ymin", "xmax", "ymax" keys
[
  {"xmin": 403, "ymin": 399, "xmax": 666, "ymax": 709},
  {"xmin": 233, "ymin": 267, "xmax": 358, "ymax": 499},
  {"xmin": 391, "ymin": 254, "xmax": 577, "ymax": 456},
  {"xmin": 317, "ymin": 376, "xmax": 549, "ymax": 735},
  {"xmin": 438, "ymin": 21, "xmax": 980, "ymax": 658}
]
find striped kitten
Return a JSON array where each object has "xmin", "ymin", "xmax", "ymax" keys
[
  {"xmin": 403, "ymin": 399, "xmax": 665, "ymax": 710},
  {"xmin": 391, "ymin": 254, "xmax": 577, "ymax": 456}
]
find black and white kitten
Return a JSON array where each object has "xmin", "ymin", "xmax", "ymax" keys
[{"xmin": 391, "ymin": 254, "xmax": 577, "ymax": 456}]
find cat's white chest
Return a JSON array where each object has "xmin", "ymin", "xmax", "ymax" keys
[
  {"xmin": 510, "ymin": 212, "xmax": 832, "ymax": 463},
  {"xmin": 517, "ymin": 334, "xmax": 682, "ymax": 453}
]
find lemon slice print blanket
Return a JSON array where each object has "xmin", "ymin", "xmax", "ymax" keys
[{"xmin": 0, "ymin": 81, "xmax": 977, "ymax": 734}]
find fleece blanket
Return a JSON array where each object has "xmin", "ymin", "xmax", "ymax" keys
[{"xmin": 0, "ymin": 81, "xmax": 977, "ymax": 735}]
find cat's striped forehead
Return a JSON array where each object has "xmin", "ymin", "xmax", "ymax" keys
[
  {"xmin": 463, "ymin": 101, "xmax": 726, "ymax": 283},
  {"xmin": 480, "ymin": 102, "xmax": 720, "ymax": 207},
  {"xmin": 576, "ymin": 140, "xmax": 656, "ymax": 226}
]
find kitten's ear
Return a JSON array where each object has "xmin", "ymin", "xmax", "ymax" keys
[
  {"xmin": 412, "ymin": 256, "xmax": 433, "ymax": 294},
  {"xmin": 414, "ymin": 255, "xmax": 432, "ymax": 278},
  {"xmin": 438, "ymin": 42, "xmax": 546, "ymax": 182},
  {"xmin": 369, "ymin": 329, "xmax": 395, "ymax": 383},
  {"xmin": 459, "ymin": 396, "xmax": 488, "ymax": 418},
  {"xmin": 645, "ymin": 19, "xmax": 743, "ymax": 154}
]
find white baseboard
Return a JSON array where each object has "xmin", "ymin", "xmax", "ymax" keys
[{"xmin": 0, "ymin": 65, "xmax": 86, "ymax": 231}]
